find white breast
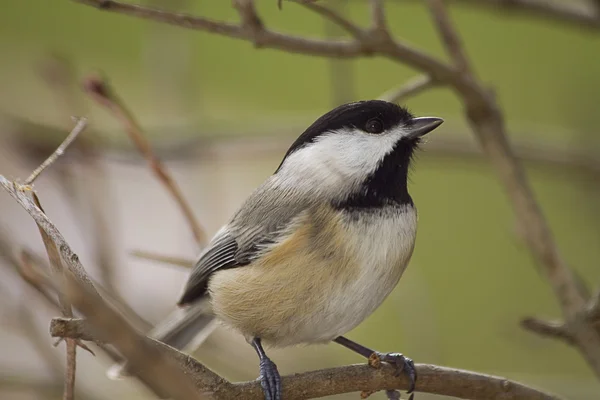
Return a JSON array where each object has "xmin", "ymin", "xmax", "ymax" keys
[{"xmin": 293, "ymin": 205, "xmax": 418, "ymax": 344}]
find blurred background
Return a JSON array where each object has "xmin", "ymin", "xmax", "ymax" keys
[{"xmin": 0, "ymin": 0, "xmax": 599, "ymax": 399}]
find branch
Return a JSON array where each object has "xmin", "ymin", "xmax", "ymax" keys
[
  {"xmin": 51, "ymin": 318, "xmax": 562, "ymax": 400},
  {"xmin": 443, "ymin": 0, "xmax": 600, "ymax": 31},
  {"xmin": 297, "ymin": 0, "xmax": 363, "ymax": 38},
  {"xmin": 369, "ymin": 0, "xmax": 387, "ymax": 32},
  {"xmin": 131, "ymin": 249, "xmax": 194, "ymax": 269},
  {"xmin": 83, "ymin": 75, "xmax": 207, "ymax": 246},
  {"xmin": 72, "ymin": 0, "xmax": 457, "ymax": 83},
  {"xmin": 0, "ymin": 175, "xmax": 203, "ymax": 400},
  {"xmin": 23, "ymin": 117, "xmax": 87, "ymax": 186},
  {"xmin": 379, "ymin": 75, "xmax": 437, "ymax": 103},
  {"xmin": 520, "ymin": 317, "xmax": 575, "ymax": 346},
  {"xmin": 586, "ymin": 290, "xmax": 600, "ymax": 322},
  {"xmin": 426, "ymin": 0, "xmax": 473, "ymax": 76}
]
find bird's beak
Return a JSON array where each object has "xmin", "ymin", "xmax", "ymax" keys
[{"xmin": 405, "ymin": 117, "xmax": 444, "ymax": 139}]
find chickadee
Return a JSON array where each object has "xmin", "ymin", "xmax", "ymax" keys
[{"xmin": 109, "ymin": 100, "xmax": 443, "ymax": 400}]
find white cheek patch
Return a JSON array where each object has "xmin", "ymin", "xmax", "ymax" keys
[{"xmin": 276, "ymin": 126, "xmax": 409, "ymax": 196}]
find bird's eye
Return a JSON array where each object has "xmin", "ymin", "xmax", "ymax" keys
[{"xmin": 365, "ymin": 118, "xmax": 384, "ymax": 134}]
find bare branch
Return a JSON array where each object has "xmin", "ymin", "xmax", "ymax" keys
[
  {"xmin": 61, "ymin": 269, "xmax": 205, "ymax": 400},
  {"xmin": 233, "ymin": 0, "xmax": 263, "ymax": 36},
  {"xmin": 297, "ymin": 0, "xmax": 363, "ymax": 38},
  {"xmin": 0, "ymin": 178, "xmax": 99, "ymax": 296},
  {"xmin": 131, "ymin": 249, "xmax": 194, "ymax": 268},
  {"xmin": 64, "ymin": 339, "xmax": 77, "ymax": 400},
  {"xmin": 379, "ymin": 75, "xmax": 438, "ymax": 103},
  {"xmin": 72, "ymin": 0, "xmax": 457, "ymax": 82},
  {"xmin": 426, "ymin": 0, "xmax": 473, "ymax": 75},
  {"xmin": 369, "ymin": 0, "xmax": 386, "ymax": 32},
  {"xmin": 521, "ymin": 317, "xmax": 575, "ymax": 345},
  {"xmin": 443, "ymin": 0, "xmax": 600, "ymax": 31},
  {"xmin": 23, "ymin": 118, "xmax": 87, "ymax": 186},
  {"xmin": 50, "ymin": 318, "xmax": 557, "ymax": 400},
  {"xmin": 49, "ymin": 317, "xmax": 562, "ymax": 400},
  {"xmin": 83, "ymin": 75, "xmax": 206, "ymax": 246},
  {"xmin": 30, "ymin": 192, "xmax": 80, "ymax": 400},
  {"xmin": 586, "ymin": 290, "xmax": 600, "ymax": 322}
]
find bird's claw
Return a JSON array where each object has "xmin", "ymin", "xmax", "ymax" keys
[
  {"xmin": 258, "ymin": 357, "xmax": 281, "ymax": 400},
  {"xmin": 372, "ymin": 352, "xmax": 417, "ymax": 396}
]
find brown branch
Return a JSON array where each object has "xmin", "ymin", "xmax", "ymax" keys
[
  {"xmin": 60, "ymin": 273, "xmax": 205, "ymax": 400},
  {"xmin": 369, "ymin": 0, "xmax": 386, "ymax": 32},
  {"xmin": 0, "ymin": 175, "xmax": 206, "ymax": 400},
  {"xmin": 64, "ymin": 339, "xmax": 77, "ymax": 400},
  {"xmin": 50, "ymin": 316, "xmax": 561, "ymax": 400},
  {"xmin": 443, "ymin": 0, "xmax": 600, "ymax": 31},
  {"xmin": 131, "ymin": 249, "xmax": 194, "ymax": 269},
  {"xmin": 31, "ymin": 193, "xmax": 79, "ymax": 400},
  {"xmin": 586, "ymin": 290, "xmax": 600, "ymax": 322},
  {"xmin": 298, "ymin": 0, "xmax": 600, "ymax": 30},
  {"xmin": 83, "ymin": 75, "xmax": 206, "ymax": 246},
  {"xmin": 426, "ymin": 0, "xmax": 473, "ymax": 76},
  {"xmin": 23, "ymin": 118, "xmax": 87, "ymax": 186},
  {"xmin": 379, "ymin": 75, "xmax": 438, "ymax": 103},
  {"xmin": 72, "ymin": 0, "xmax": 457, "ymax": 83},
  {"xmin": 297, "ymin": 0, "xmax": 363, "ymax": 38},
  {"xmin": 520, "ymin": 317, "xmax": 575, "ymax": 345}
]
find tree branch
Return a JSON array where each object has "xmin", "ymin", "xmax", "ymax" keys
[
  {"xmin": 83, "ymin": 75, "xmax": 207, "ymax": 246},
  {"xmin": 379, "ymin": 75, "xmax": 438, "ymax": 103},
  {"xmin": 131, "ymin": 249, "xmax": 194, "ymax": 268},
  {"xmin": 586, "ymin": 290, "xmax": 600, "ymax": 322},
  {"xmin": 72, "ymin": 0, "xmax": 458, "ymax": 82},
  {"xmin": 443, "ymin": 0, "xmax": 600, "ymax": 31},
  {"xmin": 426, "ymin": 0, "xmax": 473, "ymax": 76},
  {"xmin": 297, "ymin": 0, "xmax": 363, "ymax": 38},
  {"xmin": 0, "ymin": 175, "xmax": 204, "ymax": 400},
  {"xmin": 520, "ymin": 317, "xmax": 575, "ymax": 345},
  {"xmin": 23, "ymin": 117, "xmax": 87, "ymax": 186},
  {"xmin": 50, "ymin": 317, "xmax": 562, "ymax": 400}
]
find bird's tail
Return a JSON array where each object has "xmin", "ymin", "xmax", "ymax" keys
[{"xmin": 106, "ymin": 297, "xmax": 217, "ymax": 380}]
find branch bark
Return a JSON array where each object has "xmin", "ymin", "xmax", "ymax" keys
[
  {"xmin": 0, "ymin": 175, "xmax": 204, "ymax": 400},
  {"xmin": 50, "ymin": 317, "xmax": 562, "ymax": 400},
  {"xmin": 520, "ymin": 317, "xmax": 575, "ymax": 345}
]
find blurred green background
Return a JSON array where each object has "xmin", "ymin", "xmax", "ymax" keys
[{"xmin": 0, "ymin": 0, "xmax": 599, "ymax": 399}]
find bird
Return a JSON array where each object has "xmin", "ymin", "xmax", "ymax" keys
[{"xmin": 108, "ymin": 100, "xmax": 443, "ymax": 400}]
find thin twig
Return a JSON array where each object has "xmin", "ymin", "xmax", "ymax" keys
[
  {"xmin": 24, "ymin": 118, "xmax": 87, "ymax": 186},
  {"xmin": 520, "ymin": 317, "xmax": 575, "ymax": 346},
  {"xmin": 426, "ymin": 0, "xmax": 473, "ymax": 75},
  {"xmin": 379, "ymin": 75, "xmax": 437, "ymax": 103},
  {"xmin": 429, "ymin": 0, "xmax": 600, "ymax": 31},
  {"xmin": 64, "ymin": 339, "xmax": 77, "ymax": 400},
  {"xmin": 131, "ymin": 249, "xmax": 194, "ymax": 268},
  {"xmin": 297, "ymin": 0, "xmax": 363, "ymax": 38},
  {"xmin": 83, "ymin": 75, "xmax": 206, "ymax": 246}
]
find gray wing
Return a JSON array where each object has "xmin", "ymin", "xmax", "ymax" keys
[{"xmin": 177, "ymin": 179, "xmax": 315, "ymax": 305}]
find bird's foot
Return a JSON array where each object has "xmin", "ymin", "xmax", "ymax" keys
[
  {"xmin": 369, "ymin": 352, "xmax": 416, "ymax": 398},
  {"xmin": 258, "ymin": 356, "xmax": 281, "ymax": 400}
]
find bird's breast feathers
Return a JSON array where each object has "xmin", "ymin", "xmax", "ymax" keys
[{"xmin": 208, "ymin": 204, "xmax": 418, "ymax": 346}]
